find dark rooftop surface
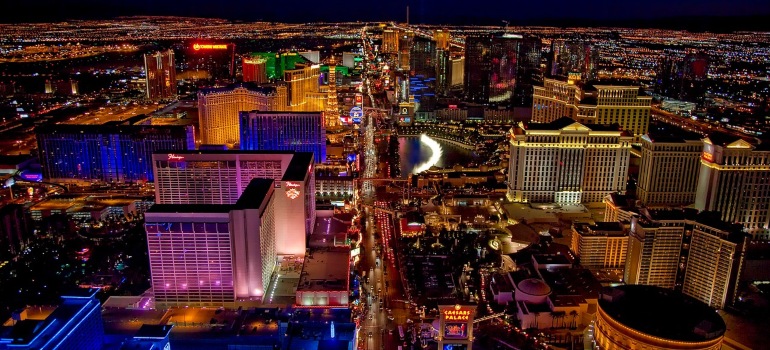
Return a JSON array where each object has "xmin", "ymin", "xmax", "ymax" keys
[
  {"xmin": 523, "ymin": 117, "xmax": 623, "ymax": 133},
  {"xmin": 134, "ymin": 324, "xmax": 173, "ymax": 339},
  {"xmin": 154, "ymin": 150, "xmax": 296, "ymax": 155},
  {"xmin": 0, "ymin": 154, "xmax": 34, "ymax": 165},
  {"xmin": 706, "ymin": 132, "xmax": 744, "ymax": 147},
  {"xmin": 282, "ymin": 152, "xmax": 313, "ymax": 181},
  {"xmin": 199, "ymin": 82, "xmax": 282, "ymax": 96},
  {"xmin": 645, "ymin": 127, "xmax": 703, "ymax": 143},
  {"xmin": 1, "ymin": 289, "xmax": 101, "ymax": 346},
  {"xmin": 599, "ymin": 285, "xmax": 726, "ymax": 342},
  {"xmin": 234, "ymin": 178, "xmax": 274, "ymax": 209},
  {"xmin": 539, "ymin": 268, "xmax": 601, "ymax": 299},
  {"xmin": 35, "ymin": 122, "xmax": 189, "ymax": 134},
  {"xmin": 147, "ymin": 204, "xmax": 233, "ymax": 213},
  {"xmin": 242, "ymin": 111, "xmax": 325, "ymax": 116},
  {"xmin": 574, "ymin": 222, "xmax": 626, "ymax": 236},
  {"xmin": 533, "ymin": 254, "xmax": 572, "ymax": 266}
]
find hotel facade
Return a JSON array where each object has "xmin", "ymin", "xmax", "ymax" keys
[
  {"xmin": 145, "ymin": 179, "xmax": 277, "ymax": 307},
  {"xmin": 695, "ymin": 133, "xmax": 770, "ymax": 240},
  {"xmin": 507, "ymin": 117, "xmax": 631, "ymax": 204},
  {"xmin": 532, "ymin": 77, "xmax": 651, "ymax": 142},
  {"xmin": 152, "ymin": 150, "xmax": 314, "ymax": 257}
]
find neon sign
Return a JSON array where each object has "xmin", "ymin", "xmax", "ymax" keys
[
  {"xmin": 442, "ymin": 309, "xmax": 472, "ymax": 321},
  {"xmin": 702, "ymin": 151, "xmax": 713, "ymax": 162},
  {"xmin": 168, "ymin": 154, "xmax": 185, "ymax": 161},
  {"xmin": 193, "ymin": 43, "xmax": 229, "ymax": 51},
  {"xmin": 444, "ymin": 323, "xmax": 467, "ymax": 338},
  {"xmin": 286, "ymin": 188, "xmax": 301, "ymax": 200},
  {"xmin": 285, "ymin": 182, "xmax": 301, "ymax": 199}
]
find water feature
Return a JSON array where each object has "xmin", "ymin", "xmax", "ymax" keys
[{"xmin": 398, "ymin": 135, "xmax": 476, "ymax": 176}]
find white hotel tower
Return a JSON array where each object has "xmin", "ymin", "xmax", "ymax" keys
[{"xmin": 507, "ymin": 117, "xmax": 631, "ymax": 204}]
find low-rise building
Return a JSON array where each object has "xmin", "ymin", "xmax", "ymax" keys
[
  {"xmin": 570, "ymin": 222, "xmax": 628, "ymax": 269},
  {"xmin": 296, "ymin": 248, "xmax": 350, "ymax": 307},
  {"xmin": 0, "ymin": 288, "xmax": 104, "ymax": 350}
]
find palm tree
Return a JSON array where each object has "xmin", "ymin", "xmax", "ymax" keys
[
  {"xmin": 552, "ymin": 311, "xmax": 566, "ymax": 329},
  {"xmin": 569, "ymin": 310, "xmax": 578, "ymax": 330},
  {"xmin": 549, "ymin": 310, "xmax": 558, "ymax": 330}
]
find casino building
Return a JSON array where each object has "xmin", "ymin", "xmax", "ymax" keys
[
  {"xmin": 152, "ymin": 150, "xmax": 314, "ymax": 257},
  {"xmin": 594, "ymin": 285, "xmax": 725, "ymax": 350},
  {"xmin": 437, "ymin": 304, "xmax": 476, "ymax": 350},
  {"xmin": 695, "ymin": 133, "xmax": 770, "ymax": 240},
  {"xmin": 145, "ymin": 179, "xmax": 277, "ymax": 307},
  {"xmin": 507, "ymin": 117, "xmax": 631, "ymax": 204},
  {"xmin": 198, "ymin": 83, "xmax": 288, "ymax": 146},
  {"xmin": 36, "ymin": 118, "xmax": 194, "ymax": 183},
  {"xmin": 239, "ymin": 111, "xmax": 327, "ymax": 163}
]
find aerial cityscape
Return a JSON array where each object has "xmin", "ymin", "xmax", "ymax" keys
[{"xmin": 0, "ymin": 2, "xmax": 769, "ymax": 350}]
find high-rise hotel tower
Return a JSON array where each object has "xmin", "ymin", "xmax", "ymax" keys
[
  {"xmin": 532, "ymin": 77, "xmax": 651, "ymax": 142},
  {"xmin": 144, "ymin": 50, "xmax": 177, "ymax": 100},
  {"xmin": 197, "ymin": 83, "xmax": 288, "ymax": 146},
  {"xmin": 507, "ymin": 117, "xmax": 631, "ymax": 204},
  {"xmin": 695, "ymin": 133, "xmax": 770, "ymax": 240}
]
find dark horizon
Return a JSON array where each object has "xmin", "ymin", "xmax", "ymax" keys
[{"xmin": 4, "ymin": 0, "xmax": 770, "ymax": 32}]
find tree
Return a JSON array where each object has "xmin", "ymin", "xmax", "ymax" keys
[{"xmin": 569, "ymin": 310, "xmax": 578, "ymax": 329}]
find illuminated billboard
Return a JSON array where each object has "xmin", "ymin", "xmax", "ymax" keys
[
  {"xmin": 444, "ymin": 323, "xmax": 467, "ymax": 338},
  {"xmin": 438, "ymin": 304, "xmax": 474, "ymax": 349},
  {"xmin": 193, "ymin": 43, "xmax": 229, "ymax": 50},
  {"xmin": 443, "ymin": 344, "xmax": 467, "ymax": 350}
]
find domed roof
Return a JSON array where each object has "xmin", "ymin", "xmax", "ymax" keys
[{"xmin": 517, "ymin": 278, "xmax": 551, "ymax": 296}]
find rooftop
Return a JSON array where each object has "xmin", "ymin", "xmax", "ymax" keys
[
  {"xmin": 199, "ymin": 82, "xmax": 283, "ymax": 96},
  {"xmin": 35, "ymin": 122, "xmax": 190, "ymax": 135},
  {"xmin": 533, "ymin": 254, "xmax": 572, "ymax": 266},
  {"xmin": 574, "ymin": 222, "xmax": 626, "ymax": 236},
  {"xmin": 0, "ymin": 154, "xmax": 34, "ymax": 167},
  {"xmin": 282, "ymin": 152, "xmax": 313, "ymax": 181},
  {"xmin": 234, "ymin": 178, "xmax": 274, "ymax": 210},
  {"xmin": 146, "ymin": 203, "xmax": 233, "ymax": 214},
  {"xmin": 539, "ymin": 268, "xmax": 601, "ymax": 300},
  {"xmin": 643, "ymin": 128, "xmax": 703, "ymax": 143},
  {"xmin": 297, "ymin": 249, "xmax": 350, "ymax": 292},
  {"xmin": 133, "ymin": 324, "xmax": 173, "ymax": 339},
  {"xmin": 522, "ymin": 117, "xmax": 624, "ymax": 133},
  {"xmin": 599, "ymin": 285, "xmax": 726, "ymax": 342},
  {"xmin": 0, "ymin": 289, "xmax": 102, "ymax": 348}
]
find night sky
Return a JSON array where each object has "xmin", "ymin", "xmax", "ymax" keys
[{"xmin": 5, "ymin": 0, "xmax": 770, "ymax": 27}]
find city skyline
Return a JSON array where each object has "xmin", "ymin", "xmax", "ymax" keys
[
  {"xmin": 0, "ymin": 7, "xmax": 769, "ymax": 350},
  {"xmin": 3, "ymin": 1, "xmax": 770, "ymax": 31}
]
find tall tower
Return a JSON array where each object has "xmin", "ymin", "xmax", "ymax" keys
[
  {"xmin": 242, "ymin": 56, "xmax": 268, "ymax": 83},
  {"xmin": 695, "ymin": 133, "xmax": 770, "ymax": 240},
  {"xmin": 434, "ymin": 29, "xmax": 450, "ymax": 50},
  {"xmin": 382, "ymin": 30, "xmax": 400, "ymax": 54},
  {"xmin": 637, "ymin": 131, "xmax": 702, "ymax": 207},
  {"xmin": 325, "ymin": 57, "xmax": 341, "ymax": 129},
  {"xmin": 144, "ymin": 49, "xmax": 177, "ymax": 100}
]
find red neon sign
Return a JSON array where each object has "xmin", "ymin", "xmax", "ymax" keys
[
  {"xmin": 285, "ymin": 182, "xmax": 301, "ymax": 188},
  {"xmin": 168, "ymin": 154, "xmax": 185, "ymax": 161},
  {"xmin": 286, "ymin": 188, "xmax": 301, "ymax": 200},
  {"xmin": 193, "ymin": 43, "xmax": 228, "ymax": 51}
]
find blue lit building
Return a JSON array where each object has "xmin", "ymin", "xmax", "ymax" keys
[
  {"xmin": 36, "ymin": 118, "xmax": 195, "ymax": 182},
  {"xmin": 239, "ymin": 111, "xmax": 326, "ymax": 163},
  {"xmin": 0, "ymin": 288, "xmax": 104, "ymax": 350},
  {"xmin": 409, "ymin": 75, "xmax": 437, "ymax": 122},
  {"xmin": 119, "ymin": 324, "xmax": 172, "ymax": 350}
]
